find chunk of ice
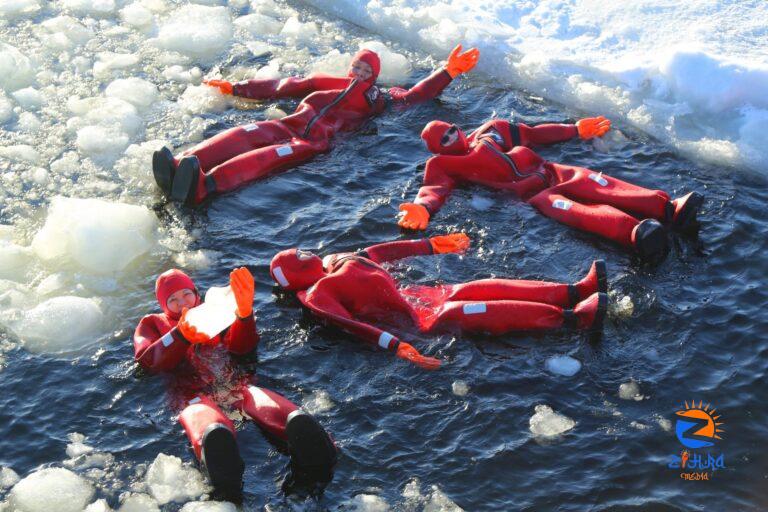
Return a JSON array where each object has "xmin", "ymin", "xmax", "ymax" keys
[
  {"xmin": 60, "ymin": 0, "xmax": 116, "ymax": 17},
  {"xmin": 153, "ymin": 5, "xmax": 233, "ymax": 62},
  {"xmin": 451, "ymin": 380, "xmax": 469, "ymax": 396},
  {"xmin": 0, "ymin": 0, "xmax": 40, "ymax": 20},
  {"xmin": 618, "ymin": 380, "xmax": 645, "ymax": 400},
  {"xmin": 9, "ymin": 468, "xmax": 94, "ymax": 512},
  {"xmin": 31, "ymin": 197, "xmax": 157, "ymax": 274},
  {"xmin": 545, "ymin": 355, "xmax": 582, "ymax": 377},
  {"xmin": 343, "ymin": 494, "xmax": 390, "ymax": 512},
  {"xmin": 16, "ymin": 296, "xmax": 104, "ymax": 354},
  {"xmin": 179, "ymin": 502, "xmax": 238, "ymax": 512},
  {"xmin": 105, "ymin": 78, "xmax": 158, "ymax": 110},
  {"xmin": 529, "ymin": 404, "xmax": 575, "ymax": 437},
  {"xmin": 0, "ymin": 467, "xmax": 19, "ymax": 489},
  {"xmin": 0, "ymin": 43, "xmax": 35, "ymax": 92},
  {"xmin": 119, "ymin": 493, "xmax": 160, "ymax": 512},
  {"xmin": 11, "ymin": 88, "xmax": 44, "ymax": 109},
  {"xmin": 146, "ymin": 453, "xmax": 210, "ymax": 505},
  {"xmin": 302, "ymin": 390, "xmax": 335, "ymax": 415}
]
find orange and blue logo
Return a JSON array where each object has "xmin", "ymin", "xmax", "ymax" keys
[
  {"xmin": 675, "ymin": 401, "xmax": 725, "ymax": 449},
  {"xmin": 668, "ymin": 401, "xmax": 726, "ymax": 480}
]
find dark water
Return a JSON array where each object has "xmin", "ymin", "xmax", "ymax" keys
[{"xmin": 2, "ymin": 23, "xmax": 768, "ymax": 512}]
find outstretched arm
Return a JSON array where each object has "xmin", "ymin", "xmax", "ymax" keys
[
  {"xmin": 303, "ymin": 284, "xmax": 439, "ymax": 369},
  {"xmin": 133, "ymin": 316, "xmax": 190, "ymax": 372},
  {"xmin": 363, "ymin": 234, "xmax": 470, "ymax": 264},
  {"xmin": 205, "ymin": 73, "xmax": 352, "ymax": 100},
  {"xmin": 222, "ymin": 267, "xmax": 260, "ymax": 355},
  {"xmin": 399, "ymin": 155, "xmax": 470, "ymax": 230},
  {"xmin": 388, "ymin": 44, "xmax": 479, "ymax": 108},
  {"xmin": 508, "ymin": 116, "xmax": 611, "ymax": 147}
]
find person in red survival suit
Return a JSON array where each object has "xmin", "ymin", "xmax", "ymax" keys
[
  {"xmin": 397, "ymin": 117, "xmax": 704, "ymax": 263},
  {"xmin": 152, "ymin": 45, "xmax": 480, "ymax": 206},
  {"xmin": 133, "ymin": 267, "xmax": 338, "ymax": 500},
  {"xmin": 269, "ymin": 234, "xmax": 608, "ymax": 370}
]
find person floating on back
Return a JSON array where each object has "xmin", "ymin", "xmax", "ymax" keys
[
  {"xmin": 153, "ymin": 44, "xmax": 480, "ymax": 205},
  {"xmin": 133, "ymin": 267, "xmax": 337, "ymax": 500},
  {"xmin": 269, "ymin": 234, "xmax": 608, "ymax": 370},
  {"xmin": 397, "ymin": 117, "xmax": 703, "ymax": 263}
]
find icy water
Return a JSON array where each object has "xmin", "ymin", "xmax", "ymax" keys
[{"xmin": 1, "ymin": 1, "xmax": 767, "ymax": 511}]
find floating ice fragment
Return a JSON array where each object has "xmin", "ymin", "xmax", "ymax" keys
[
  {"xmin": 146, "ymin": 453, "xmax": 210, "ymax": 505},
  {"xmin": 60, "ymin": 0, "xmax": 116, "ymax": 17},
  {"xmin": 16, "ymin": 296, "xmax": 104, "ymax": 354},
  {"xmin": 31, "ymin": 197, "xmax": 157, "ymax": 274},
  {"xmin": 153, "ymin": 5, "xmax": 233, "ymax": 62},
  {"xmin": 451, "ymin": 380, "xmax": 469, "ymax": 396},
  {"xmin": 0, "ymin": 145, "xmax": 40, "ymax": 164},
  {"xmin": 529, "ymin": 404, "xmax": 575, "ymax": 437},
  {"xmin": 545, "ymin": 355, "xmax": 582, "ymax": 377},
  {"xmin": 0, "ymin": 43, "xmax": 35, "ymax": 91},
  {"xmin": 119, "ymin": 493, "xmax": 160, "ymax": 512},
  {"xmin": 179, "ymin": 501, "xmax": 238, "ymax": 512},
  {"xmin": 0, "ymin": 467, "xmax": 19, "ymax": 489},
  {"xmin": 0, "ymin": 0, "xmax": 40, "ymax": 20},
  {"xmin": 105, "ymin": 78, "xmax": 158, "ymax": 110},
  {"xmin": 11, "ymin": 88, "xmax": 44, "ymax": 110},
  {"xmin": 618, "ymin": 380, "xmax": 645, "ymax": 400},
  {"xmin": 302, "ymin": 390, "xmax": 335, "ymax": 414},
  {"xmin": 235, "ymin": 13, "xmax": 283, "ymax": 36},
  {"xmin": 9, "ymin": 468, "xmax": 94, "ymax": 512},
  {"xmin": 343, "ymin": 494, "xmax": 390, "ymax": 512}
]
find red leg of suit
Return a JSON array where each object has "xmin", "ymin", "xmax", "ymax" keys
[
  {"xmin": 549, "ymin": 164, "xmax": 670, "ymax": 219},
  {"xmin": 430, "ymin": 299, "xmax": 566, "ymax": 334},
  {"xmin": 237, "ymin": 385, "xmax": 299, "ymax": 442},
  {"xmin": 446, "ymin": 279, "xmax": 573, "ymax": 307},
  {"xmin": 179, "ymin": 395, "xmax": 236, "ymax": 461},
  {"xmin": 195, "ymin": 138, "xmax": 327, "ymax": 203},
  {"xmin": 528, "ymin": 190, "xmax": 640, "ymax": 247},
  {"xmin": 180, "ymin": 121, "xmax": 294, "ymax": 171}
]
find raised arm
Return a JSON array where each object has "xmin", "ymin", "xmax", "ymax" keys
[
  {"xmin": 388, "ymin": 44, "xmax": 479, "ymax": 108},
  {"xmin": 222, "ymin": 267, "xmax": 259, "ymax": 355},
  {"xmin": 303, "ymin": 282, "xmax": 439, "ymax": 369},
  {"xmin": 133, "ymin": 315, "xmax": 190, "ymax": 372},
  {"xmin": 204, "ymin": 73, "xmax": 352, "ymax": 100}
]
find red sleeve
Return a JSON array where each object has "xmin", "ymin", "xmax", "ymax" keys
[
  {"xmin": 413, "ymin": 155, "xmax": 466, "ymax": 214},
  {"xmin": 133, "ymin": 315, "xmax": 189, "ymax": 373},
  {"xmin": 302, "ymin": 281, "xmax": 401, "ymax": 353},
  {"xmin": 232, "ymin": 73, "xmax": 352, "ymax": 100},
  {"xmin": 222, "ymin": 314, "xmax": 259, "ymax": 355},
  {"xmin": 362, "ymin": 239, "xmax": 433, "ymax": 264},
  {"xmin": 388, "ymin": 68, "xmax": 453, "ymax": 108},
  {"xmin": 514, "ymin": 122, "xmax": 578, "ymax": 147}
]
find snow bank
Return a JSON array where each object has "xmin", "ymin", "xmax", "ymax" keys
[{"xmin": 301, "ymin": 0, "xmax": 768, "ymax": 172}]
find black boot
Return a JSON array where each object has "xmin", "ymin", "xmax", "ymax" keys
[
  {"xmin": 152, "ymin": 146, "xmax": 175, "ymax": 196},
  {"xmin": 282, "ymin": 410, "xmax": 337, "ymax": 495},
  {"xmin": 667, "ymin": 191, "xmax": 703, "ymax": 232},
  {"xmin": 201, "ymin": 424, "xmax": 244, "ymax": 503},
  {"xmin": 171, "ymin": 156, "xmax": 200, "ymax": 206},
  {"xmin": 631, "ymin": 219, "xmax": 669, "ymax": 264}
]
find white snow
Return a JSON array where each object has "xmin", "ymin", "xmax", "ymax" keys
[
  {"xmin": 31, "ymin": 197, "xmax": 157, "ymax": 274},
  {"xmin": 545, "ymin": 355, "xmax": 582, "ymax": 377},
  {"xmin": 529, "ymin": 404, "xmax": 575, "ymax": 437},
  {"xmin": 8, "ymin": 468, "xmax": 94, "ymax": 512},
  {"xmin": 302, "ymin": 0, "xmax": 768, "ymax": 172},
  {"xmin": 60, "ymin": 0, "xmax": 116, "ymax": 17},
  {"xmin": 145, "ymin": 453, "xmax": 210, "ymax": 505},
  {"xmin": 0, "ymin": 0, "xmax": 40, "ymax": 20}
]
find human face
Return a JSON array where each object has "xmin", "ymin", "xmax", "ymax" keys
[
  {"xmin": 349, "ymin": 59, "xmax": 373, "ymax": 82},
  {"xmin": 441, "ymin": 124, "xmax": 459, "ymax": 147},
  {"xmin": 166, "ymin": 288, "xmax": 197, "ymax": 315}
]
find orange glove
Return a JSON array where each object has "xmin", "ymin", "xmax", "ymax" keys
[
  {"xmin": 230, "ymin": 266, "xmax": 255, "ymax": 318},
  {"xmin": 396, "ymin": 342, "xmax": 441, "ymax": 370},
  {"xmin": 576, "ymin": 116, "xmax": 611, "ymax": 139},
  {"xmin": 177, "ymin": 308, "xmax": 213, "ymax": 345},
  {"xmin": 429, "ymin": 233, "xmax": 470, "ymax": 254},
  {"xmin": 398, "ymin": 203, "xmax": 430, "ymax": 230},
  {"xmin": 445, "ymin": 44, "xmax": 480, "ymax": 78},
  {"xmin": 203, "ymin": 79, "xmax": 233, "ymax": 95}
]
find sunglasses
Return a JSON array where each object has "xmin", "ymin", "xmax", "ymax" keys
[
  {"xmin": 441, "ymin": 125, "xmax": 458, "ymax": 146},
  {"xmin": 296, "ymin": 249, "xmax": 314, "ymax": 261}
]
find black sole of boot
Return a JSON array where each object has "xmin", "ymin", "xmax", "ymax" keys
[
  {"xmin": 152, "ymin": 147, "xmax": 174, "ymax": 196},
  {"xmin": 201, "ymin": 424, "xmax": 244, "ymax": 502},
  {"xmin": 285, "ymin": 411, "xmax": 337, "ymax": 484},
  {"xmin": 170, "ymin": 156, "xmax": 199, "ymax": 205},
  {"xmin": 673, "ymin": 192, "xmax": 704, "ymax": 232}
]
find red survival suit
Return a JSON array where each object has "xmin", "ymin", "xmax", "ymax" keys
[
  {"xmin": 170, "ymin": 49, "xmax": 456, "ymax": 204},
  {"xmin": 133, "ymin": 269, "xmax": 336, "ymax": 498},
  {"xmin": 269, "ymin": 237, "xmax": 608, "ymax": 370},
  {"xmin": 400, "ymin": 119, "xmax": 703, "ymax": 261}
]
